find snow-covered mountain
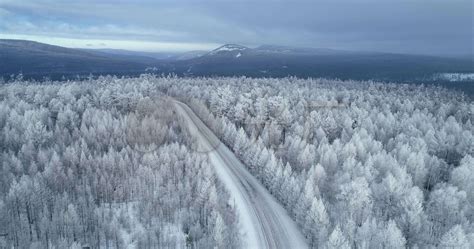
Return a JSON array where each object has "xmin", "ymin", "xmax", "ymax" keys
[
  {"xmin": 197, "ymin": 44, "xmax": 250, "ymax": 60},
  {"xmin": 178, "ymin": 43, "xmax": 472, "ymax": 83},
  {"xmin": 198, "ymin": 43, "xmax": 359, "ymax": 61},
  {"xmin": 207, "ymin": 44, "xmax": 249, "ymax": 56},
  {"xmin": 203, "ymin": 44, "xmax": 357, "ymax": 58}
]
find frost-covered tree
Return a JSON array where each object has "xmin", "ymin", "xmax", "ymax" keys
[
  {"xmin": 439, "ymin": 225, "xmax": 470, "ymax": 249},
  {"xmin": 2, "ymin": 75, "xmax": 473, "ymax": 248},
  {"xmin": 326, "ymin": 226, "xmax": 350, "ymax": 249},
  {"xmin": 175, "ymin": 76, "xmax": 472, "ymax": 248},
  {"xmin": 0, "ymin": 77, "xmax": 241, "ymax": 248}
]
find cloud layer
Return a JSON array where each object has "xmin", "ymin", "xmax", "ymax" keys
[{"xmin": 0, "ymin": 0, "xmax": 472, "ymax": 54}]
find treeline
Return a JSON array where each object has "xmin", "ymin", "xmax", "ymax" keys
[
  {"xmin": 166, "ymin": 77, "xmax": 473, "ymax": 248},
  {"xmin": 0, "ymin": 76, "xmax": 240, "ymax": 248}
]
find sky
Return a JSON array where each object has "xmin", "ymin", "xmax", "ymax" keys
[{"xmin": 0, "ymin": 0, "xmax": 472, "ymax": 55}]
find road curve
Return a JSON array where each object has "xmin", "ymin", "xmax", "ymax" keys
[{"xmin": 174, "ymin": 100, "xmax": 308, "ymax": 249}]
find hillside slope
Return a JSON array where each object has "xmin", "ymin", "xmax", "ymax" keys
[{"xmin": 0, "ymin": 39, "xmax": 153, "ymax": 77}]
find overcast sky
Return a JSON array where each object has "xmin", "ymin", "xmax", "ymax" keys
[{"xmin": 0, "ymin": 0, "xmax": 472, "ymax": 55}]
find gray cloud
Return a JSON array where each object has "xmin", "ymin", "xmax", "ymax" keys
[{"xmin": 0, "ymin": 0, "xmax": 472, "ymax": 55}]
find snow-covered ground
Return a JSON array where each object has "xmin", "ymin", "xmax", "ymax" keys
[
  {"xmin": 434, "ymin": 73, "xmax": 474, "ymax": 82},
  {"xmin": 174, "ymin": 100, "xmax": 308, "ymax": 249},
  {"xmin": 100, "ymin": 203, "xmax": 186, "ymax": 249}
]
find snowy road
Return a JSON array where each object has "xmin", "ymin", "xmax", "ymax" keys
[{"xmin": 174, "ymin": 101, "xmax": 308, "ymax": 249}]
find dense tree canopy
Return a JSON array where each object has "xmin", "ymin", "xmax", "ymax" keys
[
  {"xmin": 172, "ymin": 76, "xmax": 473, "ymax": 248},
  {"xmin": 0, "ymin": 75, "xmax": 472, "ymax": 248},
  {"xmin": 0, "ymin": 76, "xmax": 240, "ymax": 248}
]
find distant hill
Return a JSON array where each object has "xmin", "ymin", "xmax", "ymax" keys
[
  {"xmin": 82, "ymin": 48, "xmax": 207, "ymax": 61},
  {"xmin": 0, "ymin": 39, "xmax": 156, "ymax": 78},
  {"xmin": 82, "ymin": 48, "xmax": 178, "ymax": 61},
  {"xmin": 177, "ymin": 44, "xmax": 473, "ymax": 82}
]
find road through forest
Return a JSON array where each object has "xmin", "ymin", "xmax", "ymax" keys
[{"xmin": 173, "ymin": 100, "xmax": 308, "ymax": 249}]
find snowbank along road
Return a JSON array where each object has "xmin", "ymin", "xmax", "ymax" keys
[{"xmin": 173, "ymin": 100, "xmax": 308, "ymax": 249}]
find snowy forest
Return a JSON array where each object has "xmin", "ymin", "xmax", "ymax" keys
[
  {"xmin": 0, "ymin": 76, "xmax": 241, "ymax": 248},
  {"xmin": 0, "ymin": 75, "xmax": 473, "ymax": 248}
]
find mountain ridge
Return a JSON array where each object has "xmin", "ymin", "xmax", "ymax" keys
[{"xmin": 1, "ymin": 39, "xmax": 472, "ymax": 86}]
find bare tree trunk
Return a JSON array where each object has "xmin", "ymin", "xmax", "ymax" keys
[{"xmin": 26, "ymin": 203, "xmax": 33, "ymax": 241}]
